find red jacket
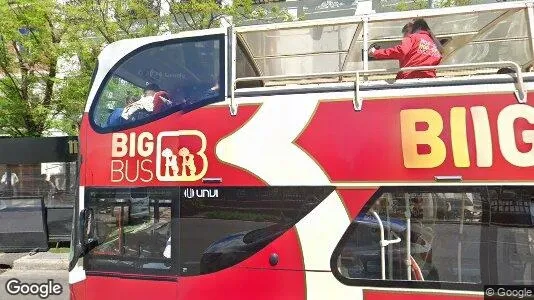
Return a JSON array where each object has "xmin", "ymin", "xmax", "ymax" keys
[{"xmin": 373, "ymin": 30, "xmax": 442, "ymax": 79}]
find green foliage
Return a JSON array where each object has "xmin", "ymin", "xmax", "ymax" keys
[
  {"xmin": 93, "ymin": 76, "xmax": 144, "ymax": 127},
  {"xmin": 0, "ymin": 0, "xmax": 293, "ymax": 136},
  {"xmin": 395, "ymin": 0, "xmax": 427, "ymax": 11},
  {"xmin": 0, "ymin": 0, "xmax": 66, "ymax": 136},
  {"xmin": 438, "ymin": 0, "xmax": 473, "ymax": 8},
  {"xmin": 395, "ymin": 0, "xmax": 472, "ymax": 11}
]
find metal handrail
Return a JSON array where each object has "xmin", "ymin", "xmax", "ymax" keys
[
  {"xmin": 234, "ymin": 61, "xmax": 523, "ymax": 83},
  {"xmin": 371, "ymin": 210, "xmax": 402, "ymax": 280},
  {"xmin": 353, "ymin": 61, "xmax": 526, "ymax": 111},
  {"xmin": 229, "ymin": 61, "xmax": 527, "ymax": 115}
]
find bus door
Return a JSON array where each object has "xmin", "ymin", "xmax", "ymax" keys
[{"xmin": 83, "ymin": 187, "xmax": 179, "ymax": 300}]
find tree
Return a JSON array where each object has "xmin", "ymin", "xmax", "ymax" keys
[
  {"xmin": 0, "ymin": 0, "xmax": 73, "ymax": 136},
  {"xmin": 396, "ymin": 0, "xmax": 472, "ymax": 11},
  {"xmin": 0, "ymin": 0, "xmax": 293, "ymax": 136}
]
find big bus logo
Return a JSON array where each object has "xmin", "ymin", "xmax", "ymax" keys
[
  {"xmin": 111, "ymin": 130, "xmax": 208, "ymax": 183},
  {"xmin": 155, "ymin": 130, "xmax": 208, "ymax": 182}
]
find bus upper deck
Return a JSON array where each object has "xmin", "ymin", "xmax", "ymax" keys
[{"xmin": 87, "ymin": 0, "xmax": 534, "ymax": 126}]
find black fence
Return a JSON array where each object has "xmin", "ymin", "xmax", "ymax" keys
[
  {"xmin": 0, "ymin": 196, "xmax": 49, "ymax": 252},
  {"xmin": 0, "ymin": 136, "xmax": 78, "ymax": 249}
]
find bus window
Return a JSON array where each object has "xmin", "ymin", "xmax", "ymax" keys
[
  {"xmin": 334, "ymin": 187, "xmax": 534, "ymax": 289},
  {"xmin": 91, "ymin": 35, "xmax": 225, "ymax": 131},
  {"xmin": 335, "ymin": 189, "xmax": 485, "ymax": 285},
  {"xmin": 489, "ymin": 187, "xmax": 534, "ymax": 285},
  {"xmin": 84, "ymin": 188, "xmax": 174, "ymax": 274},
  {"xmin": 178, "ymin": 186, "xmax": 333, "ymax": 276}
]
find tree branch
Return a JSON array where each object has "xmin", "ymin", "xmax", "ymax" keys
[
  {"xmin": 180, "ymin": 12, "xmax": 196, "ymax": 29},
  {"xmin": 0, "ymin": 63, "xmax": 23, "ymax": 101},
  {"xmin": 11, "ymin": 41, "xmax": 29, "ymax": 106},
  {"xmin": 42, "ymin": 60, "xmax": 57, "ymax": 108}
]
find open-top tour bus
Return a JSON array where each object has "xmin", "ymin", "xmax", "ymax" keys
[{"xmin": 70, "ymin": 1, "xmax": 534, "ymax": 299}]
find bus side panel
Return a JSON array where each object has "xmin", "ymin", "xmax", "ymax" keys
[
  {"xmin": 79, "ymin": 114, "xmax": 89, "ymax": 187},
  {"xmin": 296, "ymin": 94, "xmax": 534, "ymax": 182},
  {"xmin": 337, "ymin": 189, "xmax": 379, "ymax": 219},
  {"xmin": 85, "ymin": 276, "xmax": 177, "ymax": 300},
  {"xmin": 81, "ymin": 105, "xmax": 265, "ymax": 187},
  {"xmin": 177, "ymin": 268, "xmax": 306, "ymax": 300},
  {"xmin": 239, "ymin": 227, "xmax": 305, "ymax": 270},
  {"xmin": 70, "ymin": 281, "xmax": 85, "ymax": 300},
  {"xmin": 177, "ymin": 227, "xmax": 305, "ymax": 299}
]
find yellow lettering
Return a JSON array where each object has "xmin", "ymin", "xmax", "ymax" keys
[
  {"xmin": 450, "ymin": 107, "xmax": 470, "ymax": 168},
  {"xmin": 111, "ymin": 160, "xmax": 124, "ymax": 182},
  {"xmin": 400, "ymin": 109, "xmax": 446, "ymax": 168},
  {"xmin": 498, "ymin": 104, "xmax": 534, "ymax": 167},
  {"xmin": 129, "ymin": 132, "xmax": 136, "ymax": 157},
  {"xmin": 140, "ymin": 159, "xmax": 154, "ymax": 182},
  {"xmin": 111, "ymin": 133, "xmax": 128, "ymax": 158},
  {"xmin": 470, "ymin": 106, "xmax": 493, "ymax": 167},
  {"xmin": 137, "ymin": 132, "xmax": 154, "ymax": 157}
]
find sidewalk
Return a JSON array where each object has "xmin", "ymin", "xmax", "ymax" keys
[
  {"xmin": 0, "ymin": 252, "xmax": 69, "ymax": 300},
  {"xmin": 12, "ymin": 252, "xmax": 69, "ymax": 271},
  {"xmin": 0, "ymin": 252, "xmax": 68, "ymax": 271}
]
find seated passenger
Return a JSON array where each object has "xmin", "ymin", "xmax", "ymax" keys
[
  {"xmin": 369, "ymin": 18, "xmax": 442, "ymax": 80},
  {"xmin": 121, "ymin": 83, "xmax": 161, "ymax": 121},
  {"xmin": 153, "ymin": 91, "xmax": 172, "ymax": 114},
  {"xmin": 106, "ymin": 96, "xmax": 136, "ymax": 127}
]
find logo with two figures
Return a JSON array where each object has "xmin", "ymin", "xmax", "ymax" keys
[{"xmin": 156, "ymin": 130, "xmax": 208, "ymax": 182}]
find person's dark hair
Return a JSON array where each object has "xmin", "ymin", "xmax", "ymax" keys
[
  {"xmin": 402, "ymin": 22, "xmax": 413, "ymax": 35},
  {"xmin": 412, "ymin": 18, "xmax": 444, "ymax": 54},
  {"xmin": 144, "ymin": 83, "xmax": 160, "ymax": 92},
  {"xmin": 412, "ymin": 18, "xmax": 431, "ymax": 33},
  {"xmin": 402, "ymin": 24, "xmax": 409, "ymax": 34}
]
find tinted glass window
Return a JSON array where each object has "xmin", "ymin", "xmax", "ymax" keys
[
  {"xmin": 336, "ymin": 190, "xmax": 485, "ymax": 284},
  {"xmin": 334, "ymin": 187, "xmax": 534, "ymax": 289},
  {"xmin": 489, "ymin": 187, "xmax": 534, "ymax": 285},
  {"xmin": 85, "ymin": 188, "xmax": 174, "ymax": 273},
  {"xmin": 92, "ymin": 35, "xmax": 224, "ymax": 130},
  {"xmin": 179, "ymin": 186, "xmax": 333, "ymax": 276}
]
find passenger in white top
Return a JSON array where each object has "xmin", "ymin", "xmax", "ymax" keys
[{"xmin": 121, "ymin": 83, "xmax": 160, "ymax": 120}]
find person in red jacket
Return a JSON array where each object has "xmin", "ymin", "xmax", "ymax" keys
[{"xmin": 370, "ymin": 18, "xmax": 442, "ymax": 80}]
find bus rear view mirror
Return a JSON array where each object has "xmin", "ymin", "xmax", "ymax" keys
[{"xmin": 77, "ymin": 208, "xmax": 97, "ymax": 256}]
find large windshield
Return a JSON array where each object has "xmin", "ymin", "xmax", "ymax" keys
[{"xmin": 91, "ymin": 35, "xmax": 225, "ymax": 131}]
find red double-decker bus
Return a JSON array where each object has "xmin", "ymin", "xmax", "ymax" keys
[{"xmin": 70, "ymin": 1, "xmax": 534, "ymax": 299}]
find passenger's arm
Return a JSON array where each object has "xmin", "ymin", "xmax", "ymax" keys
[{"xmin": 372, "ymin": 36, "xmax": 413, "ymax": 60}]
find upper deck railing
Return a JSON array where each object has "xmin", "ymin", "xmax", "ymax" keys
[
  {"xmin": 229, "ymin": 60, "xmax": 527, "ymax": 115},
  {"xmin": 225, "ymin": 1, "xmax": 534, "ymax": 114},
  {"xmin": 231, "ymin": 0, "xmax": 534, "ymax": 86}
]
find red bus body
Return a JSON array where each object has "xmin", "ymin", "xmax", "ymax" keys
[{"xmin": 70, "ymin": 2, "xmax": 534, "ymax": 299}]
